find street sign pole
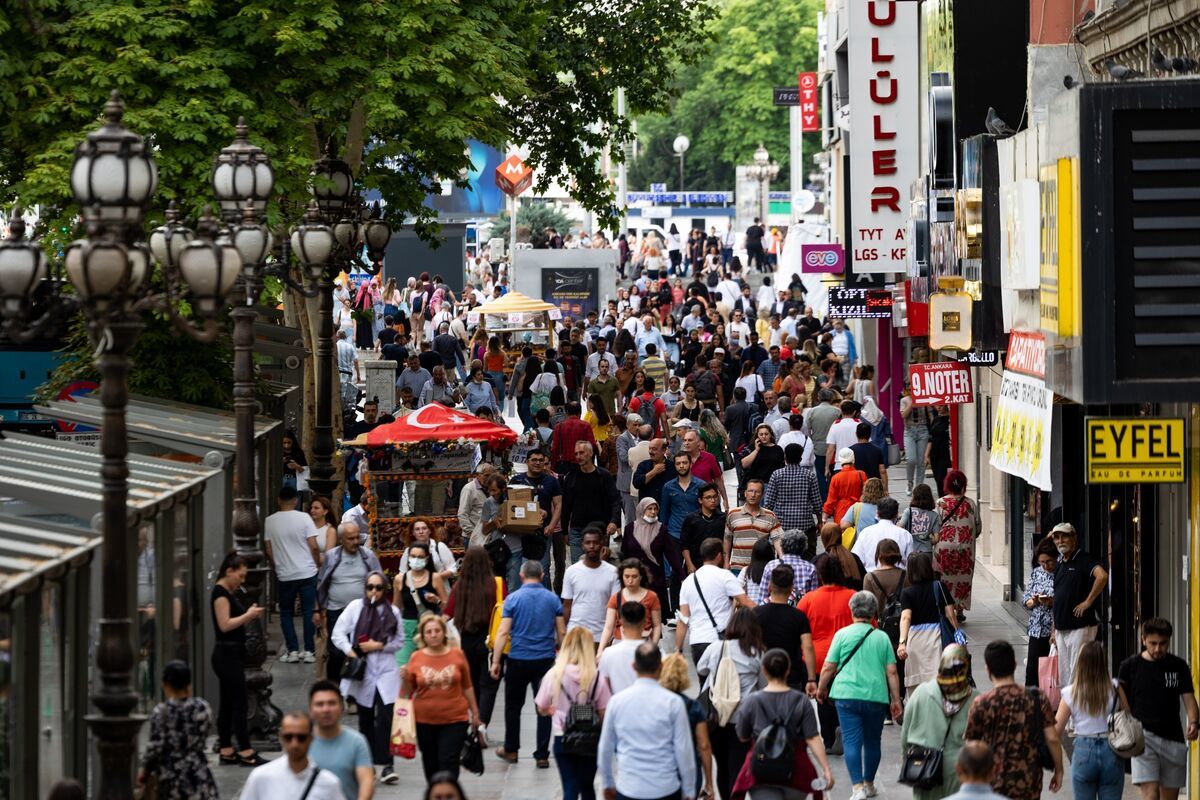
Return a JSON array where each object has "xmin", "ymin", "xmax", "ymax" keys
[{"xmin": 790, "ymin": 105, "xmax": 803, "ymax": 220}]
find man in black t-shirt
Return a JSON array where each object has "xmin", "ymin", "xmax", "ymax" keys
[
  {"xmin": 849, "ymin": 421, "xmax": 887, "ymax": 492},
  {"xmin": 1049, "ymin": 522, "xmax": 1108, "ymax": 688},
  {"xmin": 679, "ymin": 484, "xmax": 726, "ymax": 572},
  {"xmin": 753, "ymin": 563, "xmax": 816, "ymax": 690},
  {"xmin": 745, "ymin": 217, "xmax": 766, "ymax": 272},
  {"xmin": 1117, "ymin": 617, "xmax": 1199, "ymax": 798}
]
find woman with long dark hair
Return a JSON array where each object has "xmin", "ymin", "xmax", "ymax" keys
[
  {"xmin": 597, "ymin": 557, "xmax": 663, "ymax": 652},
  {"xmin": 484, "ymin": 336, "xmax": 507, "ymax": 406},
  {"xmin": 509, "ymin": 347, "xmax": 542, "ymax": 432},
  {"xmin": 813, "ymin": 521, "xmax": 865, "ymax": 590},
  {"xmin": 737, "ymin": 537, "xmax": 776, "ymax": 605},
  {"xmin": 697, "ymin": 608, "xmax": 765, "ymax": 800},
  {"xmin": 281, "ymin": 429, "xmax": 307, "ymax": 493},
  {"xmin": 446, "ymin": 547, "xmax": 503, "ymax": 733},
  {"xmin": 896, "ymin": 552, "xmax": 960, "ymax": 697},
  {"xmin": 210, "ymin": 552, "xmax": 266, "ymax": 766},
  {"xmin": 309, "ymin": 494, "xmax": 340, "ymax": 552}
]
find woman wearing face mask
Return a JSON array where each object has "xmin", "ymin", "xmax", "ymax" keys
[
  {"xmin": 618, "ymin": 498, "xmax": 683, "ymax": 613},
  {"xmin": 899, "ymin": 644, "xmax": 980, "ymax": 800},
  {"xmin": 393, "ymin": 541, "xmax": 448, "ymax": 672},
  {"xmin": 332, "ymin": 571, "xmax": 406, "ymax": 784},
  {"xmin": 400, "ymin": 518, "xmax": 458, "ymax": 583}
]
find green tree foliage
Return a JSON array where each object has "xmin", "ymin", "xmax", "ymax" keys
[
  {"xmin": 627, "ymin": 0, "xmax": 821, "ymax": 191},
  {"xmin": 0, "ymin": 0, "xmax": 716, "ymax": 236},
  {"xmin": 34, "ymin": 315, "xmax": 237, "ymax": 411},
  {"xmin": 494, "ymin": 203, "xmax": 577, "ymax": 244}
]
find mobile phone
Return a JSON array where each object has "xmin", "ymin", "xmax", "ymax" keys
[{"xmin": 357, "ymin": 634, "xmax": 370, "ymax": 644}]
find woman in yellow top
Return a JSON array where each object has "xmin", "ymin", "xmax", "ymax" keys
[
  {"xmin": 582, "ymin": 392, "xmax": 612, "ymax": 443},
  {"xmin": 755, "ymin": 308, "xmax": 772, "ymax": 343}
]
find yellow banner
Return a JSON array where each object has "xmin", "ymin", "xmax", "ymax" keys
[
  {"xmin": 1039, "ymin": 158, "xmax": 1078, "ymax": 337},
  {"xmin": 1085, "ymin": 417, "xmax": 1186, "ymax": 483}
]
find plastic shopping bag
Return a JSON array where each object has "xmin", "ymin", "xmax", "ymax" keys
[
  {"xmin": 390, "ymin": 698, "xmax": 417, "ymax": 759},
  {"xmin": 1038, "ymin": 644, "xmax": 1061, "ymax": 711}
]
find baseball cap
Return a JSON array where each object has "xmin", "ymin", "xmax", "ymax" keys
[{"xmin": 1051, "ymin": 522, "xmax": 1076, "ymax": 537}]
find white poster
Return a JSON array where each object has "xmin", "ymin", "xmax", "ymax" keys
[
  {"xmin": 847, "ymin": 0, "xmax": 920, "ymax": 273},
  {"xmin": 990, "ymin": 370, "xmax": 1054, "ymax": 490}
]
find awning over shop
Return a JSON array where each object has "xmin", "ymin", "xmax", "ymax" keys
[
  {"xmin": 0, "ymin": 514, "xmax": 100, "ymax": 608},
  {"xmin": 478, "ymin": 291, "xmax": 557, "ymax": 315},
  {"xmin": 0, "ymin": 431, "xmax": 218, "ymax": 522},
  {"xmin": 343, "ymin": 403, "xmax": 519, "ymax": 448}
]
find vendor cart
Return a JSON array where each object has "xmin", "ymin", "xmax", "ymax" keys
[
  {"xmin": 470, "ymin": 292, "xmax": 561, "ymax": 375},
  {"xmin": 340, "ymin": 403, "xmax": 519, "ymax": 576}
]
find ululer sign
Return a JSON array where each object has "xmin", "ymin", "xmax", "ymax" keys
[{"xmin": 847, "ymin": 0, "xmax": 919, "ymax": 273}]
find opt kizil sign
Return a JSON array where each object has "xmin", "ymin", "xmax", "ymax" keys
[
  {"xmin": 908, "ymin": 362, "xmax": 974, "ymax": 406},
  {"xmin": 799, "ymin": 72, "xmax": 820, "ymax": 132},
  {"xmin": 991, "ymin": 329, "xmax": 1053, "ymax": 490},
  {"xmin": 1085, "ymin": 417, "xmax": 1185, "ymax": 484},
  {"xmin": 848, "ymin": 0, "xmax": 919, "ymax": 273},
  {"xmin": 828, "ymin": 287, "xmax": 893, "ymax": 318}
]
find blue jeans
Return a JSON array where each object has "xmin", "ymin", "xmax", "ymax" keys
[
  {"xmin": 553, "ymin": 735, "xmax": 598, "ymax": 800},
  {"xmin": 1072, "ymin": 736, "xmax": 1125, "ymax": 800},
  {"xmin": 904, "ymin": 423, "xmax": 930, "ymax": 492},
  {"xmin": 517, "ymin": 396, "xmax": 534, "ymax": 431},
  {"xmin": 835, "ymin": 698, "xmax": 887, "ymax": 785},
  {"xmin": 568, "ymin": 528, "xmax": 585, "ymax": 564},
  {"xmin": 486, "ymin": 371, "xmax": 506, "ymax": 404},
  {"xmin": 278, "ymin": 575, "xmax": 317, "ymax": 653}
]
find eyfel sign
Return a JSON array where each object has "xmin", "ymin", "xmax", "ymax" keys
[{"xmin": 848, "ymin": 0, "xmax": 919, "ymax": 273}]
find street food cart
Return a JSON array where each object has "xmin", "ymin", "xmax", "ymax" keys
[
  {"xmin": 340, "ymin": 403, "xmax": 518, "ymax": 575},
  {"xmin": 471, "ymin": 292, "xmax": 560, "ymax": 375}
]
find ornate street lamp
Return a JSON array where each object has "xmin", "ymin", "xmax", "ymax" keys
[
  {"xmin": 2, "ymin": 92, "xmax": 239, "ymax": 799},
  {"xmin": 746, "ymin": 143, "xmax": 780, "ymax": 228},
  {"xmin": 0, "ymin": 208, "xmax": 48, "ymax": 318}
]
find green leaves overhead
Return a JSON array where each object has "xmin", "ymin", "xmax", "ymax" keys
[{"xmin": 0, "ymin": 0, "xmax": 716, "ymax": 235}]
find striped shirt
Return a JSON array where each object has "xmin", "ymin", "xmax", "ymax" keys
[
  {"xmin": 724, "ymin": 506, "xmax": 783, "ymax": 570},
  {"xmin": 641, "ymin": 356, "xmax": 669, "ymax": 393}
]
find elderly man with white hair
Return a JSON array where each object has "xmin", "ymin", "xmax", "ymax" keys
[
  {"xmin": 616, "ymin": 413, "xmax": 643, "ymax": 528},
  {"xmin": 314, "ymin": 522, "xmax": 383, "ymax": 682}
]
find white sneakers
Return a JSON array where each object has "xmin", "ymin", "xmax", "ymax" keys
[
  {"xmin": 279, "ymin": 650, "xmax": 316, "ymax": 664},
  {"xmin": 864, "ymin": 782, "xmax": 878, "ymax": 797},
  {"xmin": 848, "ymin": 782, "xmax": 878, "ymax": 800}
]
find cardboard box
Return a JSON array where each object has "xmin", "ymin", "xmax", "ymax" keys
[{"xmin": 499, "ymin": 486, "xmax": 542, "ymax": 533}]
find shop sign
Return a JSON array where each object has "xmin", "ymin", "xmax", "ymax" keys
[
  {"xmin": 799, "ymin": 72, "xmax": 820, "ymax": 132},
  {"xmin": 494, "ymin": 155, "xmax": 533, "ymax": 197},
  {"xmin": 773, "ymin": 87, "xmax": 800, "ymax": 106},
  {"xmin": 801, "ymin": 243, "xmax": 845, "ymax": 274},
  {"xmin": 542, "ymin": 268, "xmax": 600, "ymax": 317},
  {"xmin": 991, "ymin": 369, "xmax": 1054, "ymax": 490},
  {"xmin": 957, "ymin": 349, "xmax": 999, "ymax": 366},
  {"xmin": 1004, "ymin": 330, "xmax": 1046, "ymax": 379},
  {"xmin": 1085, "ymin": 417, "xmax": 1185, "ymax": 484},
  {"xmin": 908, "ymin": 362, "xmax": 974, "ymax": 406},
  {"xmin": 828, "ymin": 287, "xmax": 894, "ymax": 318},
  {"xmin": 1039, "ymin": 158, "xmax": 1079, "ymax": 337},
  {"xmin": 1000, "ymin": 178, "xmax": 1040, "ymax": 290},
  {"xmin": 847, "ymin": 0, "xmax": 920, "ymax": 273}
]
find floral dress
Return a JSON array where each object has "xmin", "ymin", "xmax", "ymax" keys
[
  {"xmin": 934, "ymin": 494, "xmax": 981, "ymax": 609},
  {"xmin": 141, "ymin": 697, "xmax": 218, "ymax": 800}
]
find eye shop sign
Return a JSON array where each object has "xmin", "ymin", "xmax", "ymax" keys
[{"xmin": 1085, "ymin": 418, "xmax": 1185, "ymax": 484}]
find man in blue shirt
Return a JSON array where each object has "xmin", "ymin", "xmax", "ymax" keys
[
  {"xmin": 598, "ymin": 642, "xmax": 696, "ymax": 800},
  {"xmin": 490, "ymin": 560, "xmax": 564, "ymax": 768},
  {"xmin": 635, "ymin": 313, "xmax": 668, "ymax": 358},
  {"xmin": 659, "ymin": 452, "xmax": 706, "ymax": 541}
]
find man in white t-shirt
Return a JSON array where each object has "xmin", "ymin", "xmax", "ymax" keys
[
  {"xmin": 824, "ymin": 401, "xmax": 863, "ymax": 475},
  {"xmin": 598, "ymin": 601, "xmax": 649, "ymax": 695},
  {"xmin": 726, "ymin": 309, "xmax": 752, "ymax": 350},
  {"xmin": 265, "ymin": 487, "xmax": 322, "ymax": 663},
  {"xmin": 562, "ymin": 527, "xmax": 620, "ymax": 642},
  {"xmin": 852, "ymin": 498, "xmax": 913, "ymax": 571},
  {"xmin": 676, "ymin": 537, "xmax": 754, "ymax": 665},
  {"xmin": 778, "ymin": 413, "xmax": 816, "ymax": 467}
]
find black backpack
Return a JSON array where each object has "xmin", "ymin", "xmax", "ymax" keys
[
  {"xmin": 562, "ymin": 679, "xmax": 602, "ymax": 756},
  {"xmin": 879, "ymin": 570, "xmax": 906, "ymax": 645},
  {"xmin": 751, "ymin": 694, "xmax": 800, "ymax": 785}
]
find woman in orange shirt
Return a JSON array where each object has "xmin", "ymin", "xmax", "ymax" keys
[
  {"xmin": 484, "ymin": 336, "xmax": 508, "ymax": 406},
  {"xmin": 822, "ymin": 448, "xmax": 867, "ymax": 523},
  {"xmin": 797, "ymin": 554, "xmax": 856, "ymax": 752},
  {"xmin": 401, "ymin": 613, "xmax": 482, "ymax": 781}
]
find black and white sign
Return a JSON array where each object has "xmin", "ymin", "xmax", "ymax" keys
[
  {"xmin": 828, "ymin": 287, "xmax": 894, "ymax": 319},
  {"xmin": 956, "ymin": 350, "xmax": 1000, "ymax": 366},
  {"xmin": 773, "ymin": 87, "xmax": 800, "ymax": 106}
]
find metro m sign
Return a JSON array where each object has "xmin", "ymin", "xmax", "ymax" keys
[
  {"xmin": 847, "ymin": 0, "xmax": 919, "ymax": 273},
  {"xmin": 495, "ymin": 155, "xmax": 533, "ymax": 197},
  {"xmin": 909, "ymin": 361, "xmax": 974, "ymax": 406},
  {"xmin": 799, "ymin": 72, "xmax": 820, "ymax": 132}
]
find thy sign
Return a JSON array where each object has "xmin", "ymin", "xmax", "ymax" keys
[
  {"xmin": 799, "ymin": 72, "xmax": 819, "ymax": 132},
  {"xmin": 495, "ymin": 155, "xmax": 534, "ymax": 197},
  {"xmin": 909, "ymin": 361, "xmax": 974, "ymax": 406}
]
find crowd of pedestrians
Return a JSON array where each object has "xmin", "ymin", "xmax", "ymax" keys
[{"xmin": 124, "ymin": 261, "xmax": 1200, "ymax": 800}]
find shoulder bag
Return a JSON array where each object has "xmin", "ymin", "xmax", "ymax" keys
[
  {"xmin": 899, "ymin": 708, "xmax": 956, "ymax": 789},
  {"xmin": 1108, "ymin": 689, "xmax": 1145, "ymax": 758},
  {"xmin": 934, "ymin": 581, "xmax": 957, "ymax": 648},
  {"xmin": 459, "ymin": 727, "xmax": 485, "ymax": 775},
  {"xmin": 339, "ymin": 604, "xmax": 369, "ymax": 681},
  {"xmin": 1027, "ymin": 687, "xmax": 1057, "ymax": 772},
  {"xmin": 298, "ymin": 766, "xmax": 322, "ymax": 800},
  {"xmin": 691, "ymin": 570, "xmax": 723, "ymax": 636}
]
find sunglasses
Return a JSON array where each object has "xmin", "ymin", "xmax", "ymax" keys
[
  {"xmin": 281, "ymin": 733, "xmax": 310, "ymax": 743},
  {"xmin": 366, "ymin": 583, "xmax": 386, "ymax": 592}
]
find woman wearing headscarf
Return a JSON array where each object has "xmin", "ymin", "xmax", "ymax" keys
[
  {"xmin": 331, "ymin": 570, "xmax": 406, "ymax": 782},
  {"xmin": 353, "ymin": 277, "xmax": 379, "ymax": 349},
  {"xmin": 899, "ymin": 644, "xmax": 979, "ymax": 800},
  {"xmin": 619, "ymin": 497, "xmax": 683, "ymax": 605},
  {"xmin": 934, "ymin": 468, "xmax": 981, "ymax": 621}
]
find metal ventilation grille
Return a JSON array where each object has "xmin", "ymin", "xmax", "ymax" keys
[{"xmin": 1113, "ymin": 111, "xmax": 1200, "ymax": 382}]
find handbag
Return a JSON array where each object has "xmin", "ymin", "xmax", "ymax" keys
[
  {"xmin": 934, "ymin": 582, "xmax": 956, "ymax": 648},
  {"xmin": 1108, "ymin": 690, "xmax": 1146, "ymax": 758},
  {"xmin": 887, "ymin": 441, "xmax": 901, "ymax": 466},
  {"xmin": 340, "ymin": 654, "xmax": 367, "ymax": 681},
  {"xmin": 485, "ymin": 576, "xmax": 511, "ymax": 654},
  {"xmin": 1038, "ymin": 643, "xmax": 1061, "ymax": 711},
  {"xmin": 1027, "ymin": 688, "xmax": 1056, "ymax": 771},
  {"xmin": 484, "ymin": 536, "xmax": 511, "ymax": 577},
  {"xmin": 520, "ymin": 532, "xmax": 547, "ymax": 561},
  {"xmin": 459, "ymin": 728, "xmax": 485, "ymax": 775},
  {"xmin": 899, "ymin": 709, "xmax": 956, "ymax": 789}
]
